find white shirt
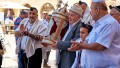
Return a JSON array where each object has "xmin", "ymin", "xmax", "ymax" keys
[
  {"xmin": 81, "ymin": 14, "xmax": 120, "ymax": 68},
  {"xmin": 41, "ymin": 19, "xmax": 48, "ymax": 26},
  {"xmin": 5, "ymin": 18, "xmax": 12, "ymax": 24},
  {"xmin": 20, "ymin": 22, "xmax": 33, "ymax": 50},
  {"xmin": 71, "ymin": 38, "xmax": 82, "ymax": 68},
  {"xmin": 45, "ymin": 18, "xmax": 54, "ymax": 36}
]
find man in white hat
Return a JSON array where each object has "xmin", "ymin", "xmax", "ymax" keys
[
  {"xmin": 68, "ymin": 0, "xmax": 120, "ymax": 68},
  {"xmin": 51, "ymin": 5, "xmax": 83, "ymax": 68},
  {"xmin": 14, "ymin": 9, "xmax": 28, "ymax": 68},
  {"xmin": 41, "ymin": 11, "xmax": 49, "ymax": 26},
  {"xmin": 40, "ymin": 10, "xmax": 51, "ymax": 67}
]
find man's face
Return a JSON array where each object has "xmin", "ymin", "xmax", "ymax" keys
[
  {"xmin": 42, "ymin": 13, "xmax": 48, "ymax": 19},
  {"xmin": 28, "ymin": 9, "xmax": 38, "ymax": 23},
  {"xmin": 110, "ymin": 8, "xmax": 120, "ymax": 23},
  {"xmin": 90, "ymin": 2, "xmax": 99, "ymax": 21},
  {"xmin": 69, "ymin": 11, "xmax": 80, "ymax": 24},
  {"xmin": 22, "ymin": 13, "xmax": 28, "ymax": 18}
]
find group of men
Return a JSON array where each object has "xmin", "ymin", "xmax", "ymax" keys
[{"xmin": 13, "ymin": 0, "xmax": 120, "ymax": 68}]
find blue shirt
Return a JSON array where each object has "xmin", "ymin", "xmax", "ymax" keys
[
  {"xmin": 14, "ymin": 16, "xmax": 23, "ymax": 30},
  {"xmin": 14, "ymin": 16, "xmax": 23, "ymax": 43},
  {"xmin": 81, "ymin": 14, "xmax": 120, "ymax": 68}
]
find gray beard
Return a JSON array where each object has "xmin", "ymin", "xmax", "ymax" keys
[{"xmin": 29, "ymin": 19, "xmax": 35, "ymax": 24}]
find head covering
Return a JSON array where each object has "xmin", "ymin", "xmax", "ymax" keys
[
  {"xmin": 114, "ymin": 5, "xmax": 120, "ymax": 12},
  {"xmin": 109, "ymin": 5, "xmax": 113, "ymax": 9},
  {"xmin": 69, "ymin": 5, "xmax": 83, "ymax": 16},
  {"xmin": 92, "ymin": 0, "xmax": 105, "ymax": 2},
  {"xmin": 20, "ymin": 10, "xmax": 28, "ymax": 14},
  {"xmin": 43, "ymin": 11, "xmax": 48, "ymax": 14},
  {"xmin": 109, "ymin": 5, "xmax": 120, "ymax": 12}
]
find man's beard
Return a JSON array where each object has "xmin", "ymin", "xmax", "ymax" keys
[{"xmin": 29, "ymin": 19, "xmax": 35, "ymax": 23}]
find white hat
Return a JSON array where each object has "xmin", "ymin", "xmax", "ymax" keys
[
  {"xmin": 92, "ymin": 0, "xmax": 105, "ymax": 2},
  {"xmin": 43, "ymin": 11, "xmax": 48, "ymax": 13},
  {"xmin": 20, "ymin": 10, "xmax": 28, "ymax": 14},
  {"xmin": 69, "ymin": 5, "xmax": 83, "ymax": 16}
]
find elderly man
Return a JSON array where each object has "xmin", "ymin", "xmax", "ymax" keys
[
  {"xmin": 41, "ymin": 11, "xmax": 51, "ymax": 67},
  {"xmin": 15, "ymin": 7, "xmax": 47, "ymax": 68},
  {"xmin": 110, "ymin": 5, "xmax": 120, "ymax": 24},
  {"xmin": 52, "ymin": 5, "xmax": 83, "ymax": 68},
  {"xmin": 68, "ymin": 0, "xmax": 120, "ymax": 68}
]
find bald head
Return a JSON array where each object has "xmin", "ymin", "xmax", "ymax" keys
[
  {"xmin": 90, "ymin": 2, "xmax": 108, "ymax": 21},
  {"xmin": 92, "ymin": 2, "xmax": 107, "ymax": 11}
]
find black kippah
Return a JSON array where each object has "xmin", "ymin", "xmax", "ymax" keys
[{"xmin": 115, "ymin": 5, "xmax": 120, "ymax": 12}]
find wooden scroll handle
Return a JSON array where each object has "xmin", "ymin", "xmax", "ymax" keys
[{"xmin": 53, "ymin": 18, "xmax": 64, "ymax": 41}]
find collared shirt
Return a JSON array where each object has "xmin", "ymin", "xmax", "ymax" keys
[
  {"xmin": 41, "ymin": 19, "xmax": 48, "ymax": 27},
  {"xmin": 62, "ymin": 20, "xmax": 80, "ymax": 41},
  {"xmin": 81, "ymin": 14, "xmax": 120, "ymax": 68}
]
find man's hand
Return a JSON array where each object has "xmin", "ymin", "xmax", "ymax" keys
[
  {"xmin": 68, "ymin": 41, "xmax": 83, "ymax": 51},
  {"xmin": 22, "ymin": 31, "xmax": 30, "ymax": 36},
  {"xmin": 20, "ymin": 24, "xmax": 25, "ymax": 32},
  {"xmin": 15, "ymin": 24, "xmax": 25, "ymax": 37},
  {"xmin": 51, "ymin": 41, "xmax": 57, "ymax": 49},
  {"xmin": 41, "ymin": 42, "xmax": 49, "ymax": 47}
]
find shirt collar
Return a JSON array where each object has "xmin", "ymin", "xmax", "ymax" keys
[{"xmin": 96, "ymin": 14, "xmax": 110, "ymax": 25}]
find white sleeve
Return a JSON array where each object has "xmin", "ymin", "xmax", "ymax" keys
[
  {"xmin": 71, "ymin": 51, "xmax": 78, "ymax": 68},
  {"xmin": 38, "ymin": 23, "xmax": 47, "ymax": 36},
  {"xmin": 96, "ymin": 23, "xmax": 117, "ymax": 48}
]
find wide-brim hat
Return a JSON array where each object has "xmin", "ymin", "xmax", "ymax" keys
[
  {"xmin": 69, "ymin": 5, "xmax": 83, "ymax": 16},
  {"xmin": 43, "ymin": 11, "xmax": 48, "ymax": 14}
]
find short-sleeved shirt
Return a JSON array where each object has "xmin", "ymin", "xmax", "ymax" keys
[{"xmin": 81, "ymin": 14, "xmax": 120, "ymax": 68}]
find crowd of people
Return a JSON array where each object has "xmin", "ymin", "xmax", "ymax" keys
[{"xmin": 0, "ymin": 0, "xmax": 120, "ymax": 68}]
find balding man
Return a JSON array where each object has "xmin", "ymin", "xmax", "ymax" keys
[{"xmin": 68, "ymin": 0, "xmax": 120, "ymax": 68}]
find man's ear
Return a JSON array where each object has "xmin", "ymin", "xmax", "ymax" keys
[
  {"xmin": 96, "ymin": 7, "xmax": 100, "ymax": 14},
  {"xmin": 36, "ymin": 14, "xmax": 38, "ymax": 17}
]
